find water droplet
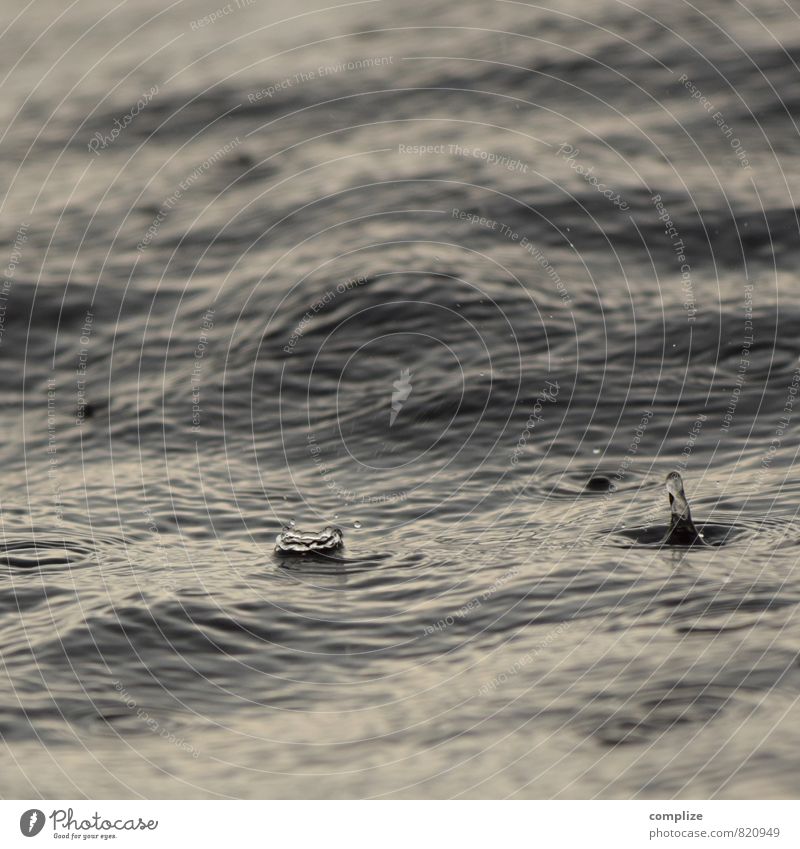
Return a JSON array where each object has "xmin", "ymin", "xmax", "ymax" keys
[
  {"xmin": 592, "ymin": 448, "xmax": 600, "ymax": 454},
  {"xmin": 353, "ymin": 520, "xmax": 362, "ymax": 529}
]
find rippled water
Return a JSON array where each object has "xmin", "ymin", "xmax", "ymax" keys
[{"xmin": 1, "ymin": 0, "xmax": 800, "ymax": 799}]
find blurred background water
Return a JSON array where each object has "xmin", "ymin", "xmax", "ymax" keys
[{"xmin": 1, "ymin": 0, "xmax": 799, "ymax": 798}]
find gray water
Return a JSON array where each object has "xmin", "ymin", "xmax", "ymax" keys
[{"xmin": 1, "ymin": 0, "xmax": 800, "ymax": 799}]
